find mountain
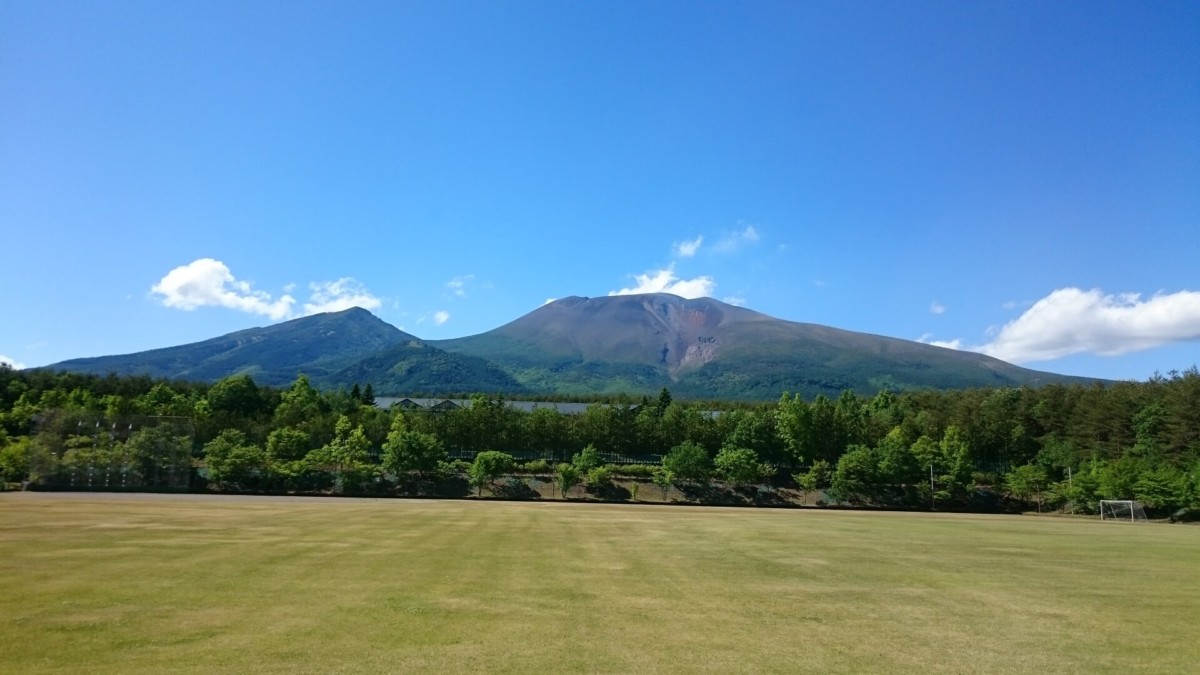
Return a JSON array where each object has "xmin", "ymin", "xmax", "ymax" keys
[
  {"xmin": 47, "ymin": 308, "xmax": 415, "ymax": 388},
  {"xmin": 45, "ymin": 295, "xmax": 1098, "ymax": 399},
  {"xmin": 431, "ymin": 294, "xmax": 1096, "ymax": 398},
  {"xmin": 46, "ymin": 307, "xmax": 528, "ymax": 394},
  {"xmin": 328, "ymin": 340, "xmax": 526, "ymax": 395}
]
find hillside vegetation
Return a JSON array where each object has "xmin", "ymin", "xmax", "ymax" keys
[
  {"xmin": 2, "ymin": 365, "xmax": 1197, "ymax": 518},
  {"xmin": 48, "ymin": 308, "xmax": 411, "ymax": 388}
]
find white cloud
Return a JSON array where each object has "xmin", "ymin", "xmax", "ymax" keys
[
  {"xmin": 151, "ymin": 258, "xmax": 295, "ymax": 320},
  {"xmin": 673, "ymin": 236, "xmax": 704, "ymax": 258},
  {"xmin": 977, "ymin": 287, "xmax": 1200, "ymax": 363},
  {"xmin": 609, "ymin": 264, "xmax": 716, "ymax": 299},
  {"xmin": 543, "ymin": 298, "xmax": 557, "ymax": 305},
  {"xmin": 302, "ymin": 278, "xmax": 382, "ymax": 315},
  {"xmin": 446, "ymin": 274, "xmax": 475, "ymax": 298},
  {"xmin": 917, "ymin": 334, "xmax": 964, "ymax": 350},
  {"xmin": 414, "ymin": 310, "xmax": 450, "ymax": 326},
  {"xmin": 723, "ymin": 295, "xmax": 747, "ymax": 307},
  {"xmin": 713, "ymin": 223, "xmax": 760, "ymax": 253},
  {"xmin": 1001, "ymin": 300, "xmax": 1018, "ymax": 310},
  {"xmin": 930, "ymin": 301, "xmax": 946, "ymax": 315},
  {"xmin": 0, "ymin": 354, "xmax": 25, "ymax": 370},
  {"xmin": 152, "ymin": 258, "xmax": 382, "ymax": 321},
  {"xmin": 922, "ymin": 287, "xmax": 1200, "ymax": 364}
]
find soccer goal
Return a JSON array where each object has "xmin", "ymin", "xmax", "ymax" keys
[{"xmin": 1099, "ymin": 500, "xmax": 1148, "ymax": 522}]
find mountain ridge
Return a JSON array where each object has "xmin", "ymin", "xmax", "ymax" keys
[
  {"xmin": 430, "ymin": 294, "xmax": 1095, "ymax": 398},
  {"xmin": 48, "ymin": 308, "xmax": 412, "ymax": 388},
  {"xmin": 44, "ymin": 295, "xmax": 1101, "ymax": 399}
]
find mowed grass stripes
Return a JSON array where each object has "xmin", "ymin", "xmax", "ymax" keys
[{"xmin": 1, "ymin": 493, "xmax": 1197, "ymax": 674}]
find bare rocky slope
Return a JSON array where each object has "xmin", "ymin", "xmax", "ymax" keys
[{"xmin": 430, "ymin": 294, "xmax": 1096, "ymax": 398}]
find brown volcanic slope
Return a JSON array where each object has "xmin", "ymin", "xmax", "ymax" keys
[
  {"xmin": 431, "ymin": 293, "xmax": 1098, "ymax": 398},
  {"xmin": 449, "ymin": 295, "xmax": 753, "ymax": 372}
]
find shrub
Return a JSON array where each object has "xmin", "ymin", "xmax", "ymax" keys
[
  {"xmin": 663, "ymin": 442, "xmax": 711, "ymax": 485},
  {"xmin": 1171, "ymin": 507, "xmax": 1200, "ymax": 523},
  {"xmin": 556, "ymin": 463, "xmax": 581, "ymax": 499},
  {"xmin": 572, "ymin": 445, "xmax": 602, "ymax": 472},
  {"xmin": 794, "ymin": 460, "xmax": 832, "ymax": 505},
  {"xmin": 0, "ymin": 438, "xmax": 32, "ymax": 483},
  {"xmin": 652, "ymin": 467, "xmax": 673, "ymax": 500},
  {"xmin": 611, "ymin": 463, "xmax": 656, "ymax": 478},
  {"xmin": 435, "ymin": 460, "xmax": 462, "ymax": 479},
  {"xmin": 521, "ymin": 459, "xmax": 552, "ymax": 475},
  {"xmin": 468, "ymin": 451, "xmax": 515, "ymax": 496},
  {"xmin": 971, "ymin": 471, "xmax": 1000, "ymax": 487},
  {"xmin": 585, "ymin": 465, "xmax": 613, "ymax": 490},
  {"xmin": 715, "ymin": 447, "xmax": 768, "ymax": 488}
]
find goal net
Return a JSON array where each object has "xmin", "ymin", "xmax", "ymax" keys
[{"xmin": 1099, "ymin": 500, "xmax": 1148, "ymax": 522}]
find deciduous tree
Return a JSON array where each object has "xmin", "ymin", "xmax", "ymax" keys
[
  {"xmin": 663, "ymin": 441, "xmax": 710, "ymax": 485},
  {"xmin": 469, "ymin": 450, "xmax": 515, "ymax": 496},
  {"xmin": 1005, "ymin": 464, "xmax": 1048, "ymax": 511},
  {"xmin": 794, "ymin": 459, "xmax": 831, "ymax": 504},
  {"xmin": 203, "ymin": 429, "xmax": 266, "ymax": 488},
  {"xmin": 715, "ymin": 447, "xmax": 767, "ymax": 488},
  {"xmin": 382, "ymin": 413, "xmax": 445, "ymax": 478}
]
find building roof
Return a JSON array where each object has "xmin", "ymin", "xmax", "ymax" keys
[{"xmin": 373, "ymin": 397, "xmax": 628, "ymax": 415}]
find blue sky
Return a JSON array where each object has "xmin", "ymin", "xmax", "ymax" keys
[{"xmin": 2, "ymin": 0, "xmax": 1197, "ymax": 382}]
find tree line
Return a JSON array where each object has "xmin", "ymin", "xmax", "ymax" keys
[{"xmin": 1, "ymin": 364, "xmax": 1197, "ymax": 516}]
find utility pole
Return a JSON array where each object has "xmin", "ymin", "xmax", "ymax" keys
[{"xmin": 930, "ymin": 463, "xmax": 935, "ymax": 510}]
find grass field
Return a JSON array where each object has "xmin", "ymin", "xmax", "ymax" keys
[{"xmin": 1, "ymin": 493, "xmax": 1197, "ymax": 673}]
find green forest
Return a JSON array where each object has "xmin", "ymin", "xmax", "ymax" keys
[{"xmin": 1, "ymin": 363, "xmax": 1197, "ymax": 517}]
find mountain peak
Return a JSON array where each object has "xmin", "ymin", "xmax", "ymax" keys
[
  {"xmin": 304, "ymin": 305, "xmax": 382, "ymax": 321},
  {"xmin": 472, "ymin": 293, "xmax": 763, "ymax": 373},
  {"xmin": 432, "ymin": 293, "xmax": 1096, "ymax": 399},
  {"xmin": 46, "ymin": 293, "xmax": 1099, "ymax": 401},
  {"xmin": 47, "ymin": 305, "xmax": 414, "ymax": 387}
]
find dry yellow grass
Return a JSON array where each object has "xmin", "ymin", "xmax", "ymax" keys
[{"xmin": 1, "ymin": 492, "xmax": 1197, "ymax": 673}]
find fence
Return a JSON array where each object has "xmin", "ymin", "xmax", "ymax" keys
[
  {"xmin": 447, "ymin": 449, "xmax": 663, "ymax": 466},
  {"xmin": 30, "ymin": 411, "xmax": 195, "ymax": 492}
]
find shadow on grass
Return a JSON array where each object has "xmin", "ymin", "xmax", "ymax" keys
[
  {"xmin": 677, "ymin": 482, "xmax": 741, "ymax": 505},
  {"xmin": 491, "ymin": 478, "xmax": 541, "ymax": 500},
  {"xmin": 585, "ymin": 481, "xmax": 631, "ymax": 501},
  {"xmin": 671, "ymin": 483, "xmax": 793, "ymax": 507},
  {"xmin": 393, "ymin": 475, "xmax": 471, "ymax": 499},
  {"xmin": 747, "ymin": 486, "xmax": 791, "ymax": 507}
]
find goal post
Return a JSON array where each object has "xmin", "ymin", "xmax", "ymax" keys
[{"xmin": 1099, "ymin": 500, "xmax": 1148, "ymax": 522}]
